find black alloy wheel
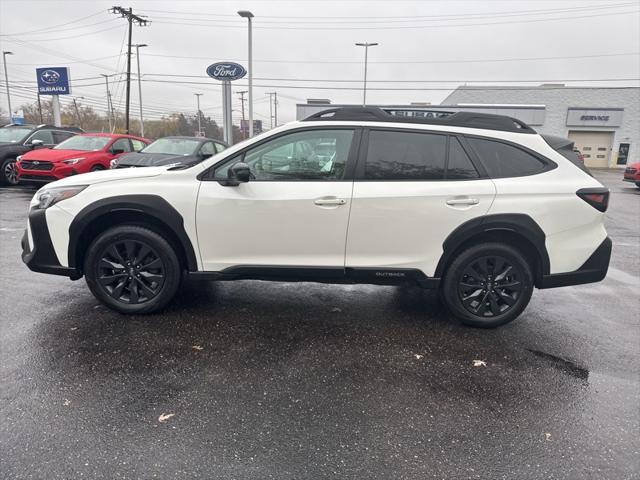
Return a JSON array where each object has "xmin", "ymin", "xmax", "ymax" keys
[
  {"xmin": 458, "ymin": 255, "xmax": 523, "ymax": 318},
  {"xmin": 442, "ymin": 242, "xmax": 534, "ymax": 328},
  {"xmin": 84, "ymin": 225, "xmax": 182, "ymax": 314},
  {"xmin": 97, "ymin": 240, "xmax": 165, "ymax": 304}
]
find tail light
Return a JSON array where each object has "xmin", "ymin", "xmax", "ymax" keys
[{"xmin": 577, "ymin": 188, "xmax": 609, "ymax": 212}]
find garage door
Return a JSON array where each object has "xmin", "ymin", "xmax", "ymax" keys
[{"xmin": 568, "ymin": 131, "xmax": 613, "ymax": 168}]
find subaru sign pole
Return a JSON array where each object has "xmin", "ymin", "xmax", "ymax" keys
[
  {"xmin": 36, "ymin": 67, "xmax": 71, "ymax": 127},
  {"xmin": 206, "ymin": 62, "xmax": 247, "ymax": 146}
]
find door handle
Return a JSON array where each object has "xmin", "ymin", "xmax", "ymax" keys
[
  {"xmin": 314, "ymin": 197, "xmax": 347, "ymax": 206},
  {"xmin": 446, "ymin": 198, "xmax": 479, "ymax": 206}
]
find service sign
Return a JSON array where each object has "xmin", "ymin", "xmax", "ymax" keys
[
  {"xmin": 206, "ymin": 62, "xmax": 247, "ymax": 81},
  {"xmin": 36, "ymin": 67, "xmax": 71, "ymax": 95}
]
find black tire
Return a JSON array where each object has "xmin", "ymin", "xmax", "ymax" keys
[
  {"xmin": 442, "ymin": 242, "xmax": 534, "ymax": 328},
  {"xmin": 90, "ymin": 164, "xmax": 105, "ymax": 171},
  {"xmin": 84, "ymin": 225, "xmax": 182, "ymax": 314},
  {"xmin": 0, "ymin": 158, "xmax": 19, "ymax": 186}
]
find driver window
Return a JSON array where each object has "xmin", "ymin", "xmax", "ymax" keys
[
  {"xmin": 27, "ymin": 130, "xmax": 54, "ymax": 145},
  {"xmin": 111, "ymin": 138, "xmax": 132, "ymax": 153},
  {"xmin": 214, "ymin": 129, "xmax": 354, "ymax": 181},
  {"xmin": 200, "ymin": 142, "xmax": 216, "ymax": 158}
]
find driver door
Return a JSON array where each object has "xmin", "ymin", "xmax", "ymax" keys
[{"xmin": 196, "ymin": 128, "xmax": 359, "ymax": 272}]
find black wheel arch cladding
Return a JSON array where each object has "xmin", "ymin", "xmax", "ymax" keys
[
  {"xmin": 68, "ymin": 194, "xmax": 198, "ymax": 272},
  {"xmin": 435, "ymin": 213, "xmax": 550, "ymax": 280}
]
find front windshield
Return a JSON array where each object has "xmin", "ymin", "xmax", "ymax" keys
[
  {"xmin": 0, "ymin": 126, "xmax": 31, "ymax": 143},
  {"xmin": 54, "ymin": 135, "xmax": 111, "ymax": 151},
  {"xmin": 141, "ymin": 138, "xmax": 201, "ymax": 155}
]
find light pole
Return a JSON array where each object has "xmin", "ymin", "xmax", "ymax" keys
[
  {"xmin": 355, "ymin": 42, "xmax": 378, "ymax": 107},
  {"xmin": 194, "ymin": 93, "xmax": 203, "ymax": 136},
  {"xmin": 134, "ymin": 43, "xmax": 147, "ymax": 137},
  {"xmin": 237, "ymin": 90, "xmax": 247, "ymax": 138},
  {"xmin": 2, "ymin": 51, "xmax": 14, "ymax": 122},
  {"xmin": 101, "ymin": 74, "xmax": 113, "ymax": 132},
  {"xmin": 238, "ymin": 10, "xmax": 254, "ymax": 137}
]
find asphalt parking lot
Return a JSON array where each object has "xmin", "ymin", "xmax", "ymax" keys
[{"xmin": 0, "ymin": 170, "xmax": 638, "ymax": 480}]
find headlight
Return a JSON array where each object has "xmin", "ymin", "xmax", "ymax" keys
[
  {"xmin": 16, "ymin": 155, "xmax": 22, "ymax": 162},
  {"xmin": 110, "ymin": 158, "xmax": 118, "ymax": 168},
  {"xmin": 62, "ymin": 157, "xmax": 85, "ymax": 165},
  {"xmin": 37, "ymin": 186, "xmax": 87, "ymax": 209}
]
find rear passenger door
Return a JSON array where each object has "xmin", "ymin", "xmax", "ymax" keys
[{"xmin": 345, "ymin": 129, "xmax": 496, "ymax": 278}]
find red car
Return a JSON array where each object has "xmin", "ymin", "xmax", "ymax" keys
[
  {"xmin": 623, "ymin": 161, "xmax": 640, "ymax": 188},
  {"xmin": 17, "ymin": 133, "xmax": 149, "ymax": 184}
]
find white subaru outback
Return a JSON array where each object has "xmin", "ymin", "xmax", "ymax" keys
[{"xmin": 21, "ymin": 107, "xmax": 611, "ymax": 327}]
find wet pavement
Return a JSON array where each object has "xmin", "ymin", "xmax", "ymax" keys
[{"xmin": 1, "ymin": 171, "xmax": 638, "ymax": 479}]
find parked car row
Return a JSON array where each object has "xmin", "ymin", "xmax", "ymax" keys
[{"xmin": 0, "ymin": 123, "xmax": 228, "ymax": 186}]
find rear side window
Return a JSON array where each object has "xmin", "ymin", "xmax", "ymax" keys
[
  {"xmin": 447, "ymin": 138, "xmax": 479, "ymax": 179},
  {"xmin": 365, "ymin": 130, "xmax": 446, "ymax": 180},
  {"xmin": 52, "ymin": 130, "xmax": 75, "ymax": 144},
  {"xmin": 466, "ymin": 137, "xmax": 546, "ymax": 178}
]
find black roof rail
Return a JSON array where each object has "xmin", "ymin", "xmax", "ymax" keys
[{"xmin": 302, "ymin": 107, "xmax": 536, "ymax": 134}]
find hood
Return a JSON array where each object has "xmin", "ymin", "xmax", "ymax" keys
[
  {"xmin": 116, "ymin": 152, "xmax": 195, "ymax": 167},
  {"xmin": 21, "ymin": 148, "xmax": 99, "ymax": 162},
  {"xmin": 40, "ymin": 165, "xmax": 168, "ymax": 189}
]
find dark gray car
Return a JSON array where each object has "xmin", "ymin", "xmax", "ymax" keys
[{"xmin": 112, "ymin": 136, "xmax": 228, "ymax": 169}]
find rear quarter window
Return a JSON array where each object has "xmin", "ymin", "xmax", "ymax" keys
[{"xmin": 466, "ymin": 137, "xmax": 547, "ymax": 178}]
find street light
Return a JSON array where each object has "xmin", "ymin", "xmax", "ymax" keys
[
  {"xmin": 238, "ymin": 10, "xmax": 254, "ymax": 137},
  {"xmin": 2, "ymin": 51, "xmax": 14, "ymax": 122},
  {"xmin": 355, "ymin": 42, "xmax": 378, "ymax": 107},
  {"xmin": 194, "ymin": 93, "xmax": 203, "ymax": 136},
  {"xmin": 134, "ymin": 43, "xmax": 148, "ymax": 137}
]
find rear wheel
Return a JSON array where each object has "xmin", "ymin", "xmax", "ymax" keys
[
  {"xmin": 1, "ymin": 158, "xmax": 19, "ymax": 186},
  {"xmin": 84, "ymin": 225, "xmax": 182, "ymax": 314},
  {"xmin": 442, "ymin": 242, "xmax": 534, "ymax": 328}
]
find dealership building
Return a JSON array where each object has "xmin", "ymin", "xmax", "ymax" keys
[{"xmin": 296, "ymin": 85, "xmax": 639, "ymax": 168}]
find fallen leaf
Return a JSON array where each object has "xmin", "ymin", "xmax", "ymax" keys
[
  {"xmin": 191, "ymin": 345, "xmax": 204, "ymax": 351},
  {"xmin": 473, "ymin": 359, "xmax": 487, "ymax": 367},
  {"xmin": 545, "ymin": 432, "xmax": 552, "ymax": 441},
  {"xmin": 330, "ymin": 307, "xmax": 342, "ymax": 313},
  {"xmin": 63, "ymin": 399, "xmax": 71, "ymax": 406},
  {"xmin": 414, "ymin": 354, "xmax": 424, "ymax": 360},
  {"xmin": 158, "ymin": 413, "xmax": 175, "ymax": 423}
]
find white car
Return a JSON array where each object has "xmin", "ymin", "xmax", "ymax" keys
[{"xmin": 21, "ymin": 107, "xmax": 611, "ymax": 327}]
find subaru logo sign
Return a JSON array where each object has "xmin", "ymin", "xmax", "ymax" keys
[
  {"xmin": 206, "ymin": 62, "xmax": 247, "ymax": 81},
  {"xmin": 40, "ymin": 70, "xmax": 61, "ymax": 84}
]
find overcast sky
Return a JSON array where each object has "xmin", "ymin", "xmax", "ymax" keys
[{"xmin": 1, "ymin": 0, "xmax": 639, "ymax": 127}]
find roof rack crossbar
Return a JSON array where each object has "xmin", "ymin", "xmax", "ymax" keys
[{"xmin": 302, "ymin": 107, "xmax": 536, "ymax": 134}]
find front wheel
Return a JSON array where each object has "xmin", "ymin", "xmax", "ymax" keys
[
  {"xmin": 442, "ymin": 243, "xmax": 534, "ymax": 328},
  {"xmin": 90, "ymin": 164, "xmax": 105, "ymax": 172},
  {"xmin": 1, "ymin": 158, "xmax": 19, "ymax": 186},
  {"xmin": 84, "ymin": 225, "xmax": 182, "ymax": 314}
]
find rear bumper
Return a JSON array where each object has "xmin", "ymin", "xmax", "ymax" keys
[
  {"xmin": 538, "ymin": 237, "xmax": 611, "ymax": 289},
  {"xmin": 21, "ymin": 208, "xmax": 81, "ymax": 279}
]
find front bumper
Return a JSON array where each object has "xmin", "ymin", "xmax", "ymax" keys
[
  {"xmin": 21, "ymin": 208, "xmax": 81, "ymax": 279},
  {"xmin": 538, "ymin": 237, "xmax": 612, "ymax": 289},
  {"xmin": 18, "ymin": 163, "xmax": 78, "ymax": 183}
]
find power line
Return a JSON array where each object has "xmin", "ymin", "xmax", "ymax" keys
[
  {"xmin": 0, "ymin": 10, "xmax": 107, "ymax": 36},
  {"xmin": 154, "ymin": 8, "xmax": 640, "ymax": 30}
]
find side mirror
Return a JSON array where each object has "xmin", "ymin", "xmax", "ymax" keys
[
  {"xmin": 228, "ymin": 162, "xmax": 251, "ymax": 184},
  {"xmin": 30, "ymin": 139, "xmax": 44, "ymax": 148}
]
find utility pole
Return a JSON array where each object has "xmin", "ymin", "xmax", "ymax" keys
[
  {"xmin": 72, "ymin": 97, "xmax": 84, "ymax": 128},
  {"xmin": 134, "ymin": 43, "xmax": 147, "ymax": 137},
  {"xmin": 111, "ymin": 6, "xmax": 148, "ymax": 134},
  {"xmin": 355, "ymin": 42, "xmax": 378, "ymax": 106},
  {"xmin": 36, "ymin": 93, "xmax": 43, "ymax": 123},
  {"xmin": 266, "ymin": 92, "xmax": 278, "ymax": 129},
  {"xmin": 2, "ymin": 51, "xmax": 13, "ymax": 121},
  {"xmin": 194, "ymin": 93, "xmax": 203, "ymax": 136},
  {"xmin": 101, "ymin": 74, "xmax": 112, "ymax": 131},
  {"xmin": 237, "ymin": 90, "xmax": 247, "ymax": 138}
]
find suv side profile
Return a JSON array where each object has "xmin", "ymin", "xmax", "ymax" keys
[
  {"xmin": 21, "ymin": 107, "xmax": 611, "ymax": 328},
  {"xmin": 0, "ymin": 124, "xmax": 83, "ymax": 185}
]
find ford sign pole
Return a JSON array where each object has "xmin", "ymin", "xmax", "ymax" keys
[{"xmin": 206, "ymin": 62, "xmax": 247, "ymax": 147}]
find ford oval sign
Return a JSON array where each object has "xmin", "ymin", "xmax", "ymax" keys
[{"xmin": 206, "ymin": 62, "xmax": 247, "ymax": 81}]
